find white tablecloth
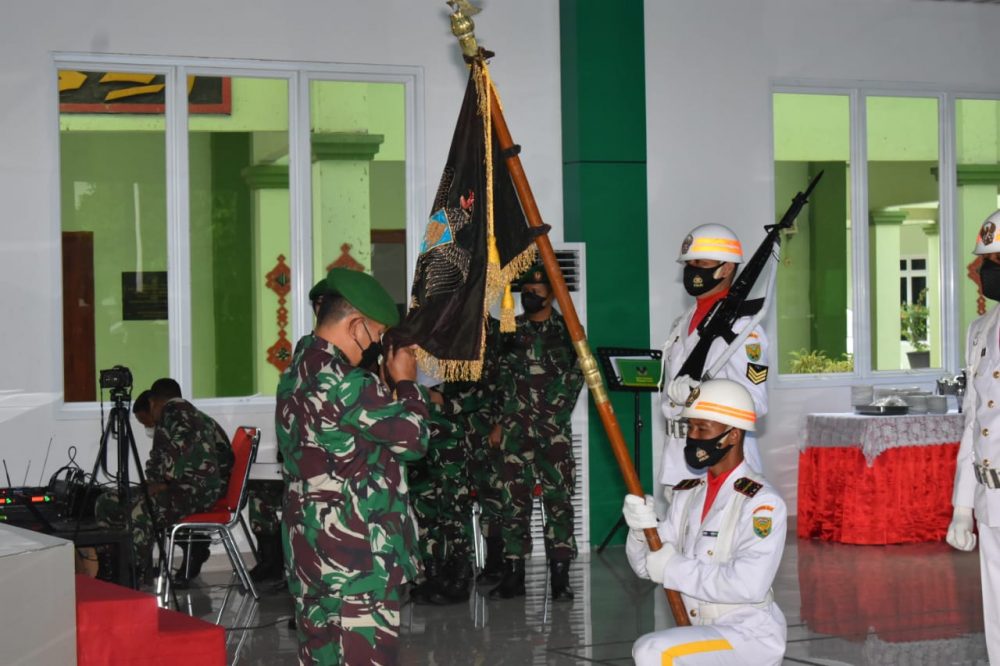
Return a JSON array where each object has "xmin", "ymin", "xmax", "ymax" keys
[{"xmin": 803, "ymin": 412, "xmax": 966, "ymax": 466}]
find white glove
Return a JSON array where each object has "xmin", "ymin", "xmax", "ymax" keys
[
  {"xmin": 623, "ymin": 494, "xmax": 657, "ymax": 542},
  {"xmin": 667, "ymin": 375, "xmax": 700, "ymax": 407},
  {"xmin": 946, "ymin": 506, "xmax": 977, "ymax": 552},
  {"xmin": 645, "ymin": 542, "xmax": 677, "ymax": 584}
]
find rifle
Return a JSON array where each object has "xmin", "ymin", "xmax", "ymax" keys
[{"xmin": 676, "ymin": 170, "xmax": 824, "ymax": 381}]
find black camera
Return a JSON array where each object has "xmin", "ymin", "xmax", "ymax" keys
[{"xmin": 99, "ymin": 365, "xmax": 133, "ymax": 391}]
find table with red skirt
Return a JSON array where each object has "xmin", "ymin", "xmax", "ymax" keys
[{"xmin": 797, "ymin": 412, "xmax": 966, "ymax": 544}]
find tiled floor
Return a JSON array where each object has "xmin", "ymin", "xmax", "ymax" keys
[{"xmin": 173, "ymin": 536, "xmax": 990, "ymax": 665}]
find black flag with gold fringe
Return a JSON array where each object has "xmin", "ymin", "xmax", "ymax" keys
[{"xmin": 394, "ymin": 60, "xmax": 535, "ymax": 381}]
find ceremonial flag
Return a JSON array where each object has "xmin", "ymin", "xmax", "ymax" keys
[{"xmin": 395, "ymin": 60, "xmax": 535, "ymax": 381}]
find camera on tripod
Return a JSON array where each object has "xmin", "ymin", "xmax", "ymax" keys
[{"xmin": 99, "ymin": 365, "xmax": 133, "ymax": 403}]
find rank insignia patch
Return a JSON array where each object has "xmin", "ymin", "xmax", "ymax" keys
[
  {"xmin": 746, "ymin": 343, "xmax": 762, "ymax": 362},
  {"xmin": 753, "ymin": 516, "xmax": 772, "ymax": 538},
  {"xmin": 746, "ymin": 362, "xmax": 768, "ymax": 385}
]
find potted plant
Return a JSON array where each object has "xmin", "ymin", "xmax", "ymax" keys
[{"xmin": 901, "ymin": 289, "xmax": 930, "ymax": 369}]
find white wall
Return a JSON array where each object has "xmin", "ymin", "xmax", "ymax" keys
[
  {"xmin": 644, "ymin": 0, "xmax": 1000, "ymax": 513},
  {"xmin": 0, "ymin": 0, "xmax": 563, "ymax": 487}
]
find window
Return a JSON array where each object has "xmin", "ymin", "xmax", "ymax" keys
[
  {"xmin": 772, "ymin": 88, "xmax": 963, "ymax": 378},
  {"xmin": 57, "ymin": 58, "xmax": 419, "ymax": 403}
]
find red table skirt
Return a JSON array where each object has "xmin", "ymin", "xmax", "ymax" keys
[{"xmin": 797, "ymin": 443, "xmax": 958, "ymax": 544}]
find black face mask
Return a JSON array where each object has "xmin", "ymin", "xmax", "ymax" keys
[
  {"xmin": 684, "ymin": 429, "xmax": 734, "ymax": 470},
  {"xmin": 981, "ymin": 260, "xmax": 1000, "ymax": 302},
  {"xmin": 355, "ymin": 322, "xmax": 383, "ymax": 373},
  {"xmin": 683, "ymin": 264, "xmax": 725, "ymax": 297},
  {"xmin": 521, "ymin": 291, "xmax": 548, "ymax": 314}
]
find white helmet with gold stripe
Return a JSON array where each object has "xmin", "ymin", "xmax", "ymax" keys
[
  {"xmin": 974, "ymin": 210, "xmax": 1000, "ymax": 255},
  {"xmin": 680, "ymin": 378, "xmax": 756, "ymax": 432},
  {"xmin": 678, "ymin": 223, "xmax": 744, "ymax": 264}
]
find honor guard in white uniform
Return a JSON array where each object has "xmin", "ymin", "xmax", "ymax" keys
[
  {"xmin": 624, "ymin": 379, "xmax": 786, "ymax": 666},
  {"xmin": 661, "ymin": 224, "xmax": 769, "ymax": 488},
  {"xmin": 947, "ymin": 209, "xmax": 1000, "ymax": 662}
]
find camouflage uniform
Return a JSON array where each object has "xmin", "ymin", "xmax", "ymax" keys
[
  {"xmin": 247, "ymin": 480, "xmax": 283, "ymax": 537},
  {"xmin": 408, "ymin": 403, "xmax": 470, "ymax": 563},
  {"xmin": 96, "ymin": 399, "xmax": 234, "ymax": 567},
  {"xmin": 440, "ymin": 317, "xmax": 505, "ymax": 539},
  {"xmin": 276, "ymin": 335, "xmax": 429, "ymax": 666},
  {"xmin": 495, "ymin": 311, "xmax": 583, "ymax": 561}
]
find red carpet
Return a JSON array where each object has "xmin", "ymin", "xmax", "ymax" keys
[{"xmin": 76, "ymin": 575, "xmax": 225, "ymax": 665}]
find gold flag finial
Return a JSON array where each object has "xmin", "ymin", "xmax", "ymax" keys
[{"xmin": 448, "ymin": 0, "xmax": 482, "ymax": 59}]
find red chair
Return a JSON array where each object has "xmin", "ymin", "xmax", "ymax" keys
[{"xmin": 160, "ymin": 426, "xmax": 261, "ymax": 609}]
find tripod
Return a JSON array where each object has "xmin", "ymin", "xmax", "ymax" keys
[
  {"xmin": 597, "ymin": 392, "xmax": 643, "ymax": 553},
  {"xmin": 79, "ymin": 388, "xmax": 165, "ymax": 589}
]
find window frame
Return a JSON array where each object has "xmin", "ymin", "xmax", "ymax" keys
[
  {"xmin": 52, "ymin": 53, "xmax": 424, "ymax": 415},
  {"xmin": 770, "ymin": 81, "xmax": 971, "ymax": 388}
]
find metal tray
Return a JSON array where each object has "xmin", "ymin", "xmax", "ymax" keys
[{"xmin": 854, "ymin": 404, "xmax": 910, "ymax": 416}]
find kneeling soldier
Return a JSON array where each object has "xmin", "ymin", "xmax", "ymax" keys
[{"xmin": 622, "ymin": 379, "xmax": 787, "ymax": 666}]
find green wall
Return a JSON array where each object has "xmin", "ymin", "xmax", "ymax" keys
[{"xmin": 561, "ymin": 0, "xmax": 650, "ymax": 547}]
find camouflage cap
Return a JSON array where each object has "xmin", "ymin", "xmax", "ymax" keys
[
  {"xmin": 326, "ymin": 268, "xmax": 399, "ymax": 327},
  {"xmin": 518, "ymin": 263, "xmax": 550, "ymax": 287},
  {"xmin": 308, "ymin": 278, "xmax": 333, "ymax": 304}
]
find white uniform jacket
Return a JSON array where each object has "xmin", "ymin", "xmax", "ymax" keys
[
  {"xmin": 627, "ymin": 462, "xmax": 787, "ymax": 659},
  {"xmin": 660, "ymin": 306, "xmax": 769, "ymax": 484},
  {"xmin": 954, "ymin": 303, "xmax": 1000, "ymax": 527}
]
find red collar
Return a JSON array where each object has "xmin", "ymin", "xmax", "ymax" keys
[
  {"xmin": 701, "ymin": 464, "xmax": 738, "ymax": 522},
  {"xmin": 689, "ymin": 289, "xmax": 729, "ymax": 335}
]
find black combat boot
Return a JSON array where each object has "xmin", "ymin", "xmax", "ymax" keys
[
  {"xmin": 173, "ymin": 539, "xmax": 211, "ymax": 588},
  {"xmin": 431, "ymin": 556, "xmax": 472, "ymax": 604},
  {"xmin": 476, "ymin": 535, "xmax": 504, "ymax": 585},
  {"xmin": 249, "ymin": 533, "xmax": 285, "ymax": 583},
  {"xmin": 550, "ymin": 559, "xmax": 574, "ymax": 602},
  {"xmin": 488, "ymin": 558, "xmax": 526, "ymax": 599},
  {"xmin": 410, "ymin": 559, "xmax": 443, "ymax": 605}
]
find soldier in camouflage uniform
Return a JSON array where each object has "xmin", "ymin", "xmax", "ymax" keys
[
  {"xmin": 247, "ymin": 279, "xmax": 333, "ymax": 585},
  {"xmin": 95, "ymin": 377, "xmax": 234, "ymax": 584},
  {"xmin": 276, "ymin": 268, "xmax": 429, "ymax": 666},
  {"xmin": 438, "ymin": 316, "xmax": 506, "ymax": 583},
  {"xmin": 489, "ymin": 265, "xmax": 584, "ymax": 602},
  {"xmin": 407, "ymin": 397, "xmax": 474, "ymax": 604}
]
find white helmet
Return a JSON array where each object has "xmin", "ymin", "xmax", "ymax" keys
[
  {"xmin": 974, "ymin": 210, "xmax": 1000, "ymax": 255},
  {"xmin": 677, "ymin": 223, "xmax": 743, "ymax": 264},
  {"xmin": 680, "ymin": 378, "xmax": 756, "ymax": 432}
]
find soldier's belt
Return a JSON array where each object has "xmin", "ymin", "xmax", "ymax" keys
[
  {"xmin": 974, "ymin": 462, "xmax": 1000, "ymax": 489},
  {"xmin": 666, "ymin": 419, "xmax": 689, "ymax": 440},
  {"xmin": 691, "ymin": 589, "xmax": 773, "ymax": 624}
]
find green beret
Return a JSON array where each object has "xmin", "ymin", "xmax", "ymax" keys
[
  {"xmin": 326, "ymin": 268, "xmax": 399, "ymax": 327},
  {"xmin": 308, "ymin": 279, "xmax": 332, "ymax": 303},
  {"xmin": 518, "ymin": 264, "xmax": 550, "ymax": 287}
]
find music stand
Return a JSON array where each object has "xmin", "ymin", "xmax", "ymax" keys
[{"xmin": 595, "ymin": 347, "xmax": 661, "ymax": 553}]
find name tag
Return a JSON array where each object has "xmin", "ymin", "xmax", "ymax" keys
[{"xmin": 702, "ymin": 530, "xmax": 718, "ymax": 537}]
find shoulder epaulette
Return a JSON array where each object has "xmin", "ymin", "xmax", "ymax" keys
[
  {"xmin": 734, "ymin": 477, "xmax": 763, "ymax": 498},
  {"xmin": 673, "ymin": 478, "xmax": 702, "ymax": 491}
]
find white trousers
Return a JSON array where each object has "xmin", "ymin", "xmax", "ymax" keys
[
  {"xmin": 633, "ymin": 625, "xmax": 780, "ymax": 666},
  {"xmin": 979, "ymin": 524, "xmax": 1000, "ymax": 663}
]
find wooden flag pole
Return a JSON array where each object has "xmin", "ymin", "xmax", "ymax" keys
[{"xmin": 446, "ymin": 1, "xmax": 691, "ymax": 628}]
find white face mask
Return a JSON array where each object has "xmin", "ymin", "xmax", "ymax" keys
[{"xmin": 145, "ymin": 426, "xmax": 155, "ymax": 440}]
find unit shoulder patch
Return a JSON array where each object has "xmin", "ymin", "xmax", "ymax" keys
[
  {"xmin": 673, "ymin": 478, "xmax": 703, "ymax": 491},
  {"xmin": 753, "ymin": 515, "xmax": 773, "ymax": 538},
  {"xmin": 733, "ymin": 477, "xmax": 763, "ymax": 498},
  {"xmin": 745, "ymin": 342, "xmax": 762, "ymax": 362},
  {"xmin": 746, "ymin": 362, "xmax": 768, "ymax": 385}
]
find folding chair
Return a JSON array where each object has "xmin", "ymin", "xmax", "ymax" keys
[{"xmin": 161, "ymin": 426, "xmax": 261, "ymax": 609}]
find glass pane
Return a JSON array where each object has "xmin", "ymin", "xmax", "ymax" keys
[
  {"xmin": 189, "ymin": 76, "xmax": 290, "ymax": 398},
  {"xmin": 867, "ymin": 96, "xmax": 940, "ymax": 371},
  {"xmin": 58, "ymin": 70, "xmax": 169, "ymax": 401},
  {"xmin": 309, "ymin": 81, "xmax": 407, "ymax": 315},
  {"xmin": 773, "ymin": 93, "xmax": 853, "ymax": 374},
  {"xmin": 956, "ymin": 99, "xmax": 1000, "ymax": 359}
]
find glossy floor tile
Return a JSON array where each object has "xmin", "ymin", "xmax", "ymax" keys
[{"xmin": 168, "ymin": 536, "xmax": 989, "ymax": 665}]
